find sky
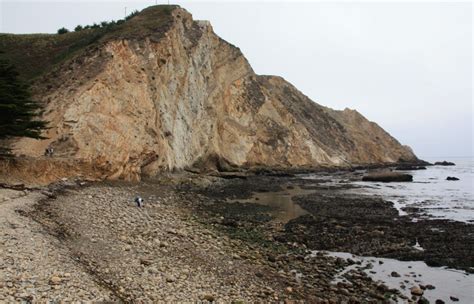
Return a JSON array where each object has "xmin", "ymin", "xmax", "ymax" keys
[{"xmin": 1, "ymin": 0, "xmax": 472, "ymax": 158}]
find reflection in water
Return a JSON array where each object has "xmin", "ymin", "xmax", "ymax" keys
[
  {"xmin": 230, "ymin": 186, "xmax": 315, "ymax": 223},
  {"xmin": 313, "ymin": 251, "xmax": 473, "ymax": 303}
]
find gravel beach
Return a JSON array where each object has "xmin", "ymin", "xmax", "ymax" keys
[{"xmin": 0, "ymin": 171, "xmax": 471, "ymax": 302}]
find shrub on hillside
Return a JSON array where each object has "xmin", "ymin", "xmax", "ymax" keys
[
  {"xmin": 57, "ymin": 27, "xmax": 69, "ymax": 34},
  {"xmin": 125, "ymin": 10, "xmax": 139, "ymax": 21}
]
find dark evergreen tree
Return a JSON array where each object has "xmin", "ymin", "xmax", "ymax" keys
[
  {"xmin": 0, "ymin": 58, "xmax": 47, "ymax": 153},
  {"xmin": 57, "ymin": 27, "xmax": 69, "ymax": 34}
]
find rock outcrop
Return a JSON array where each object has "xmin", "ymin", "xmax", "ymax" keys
[
  {"xmin": 362, "ymin": 172, "xmax": 413, "ymax": 182},
  {"xmin": 6, "ymin": 5, "xmax": 418, "ymax": 180}
]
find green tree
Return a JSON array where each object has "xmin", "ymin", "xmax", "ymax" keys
[
  {"xmin": 57, "ymin": 27, "xmax": 69, "ymax": 34},
  {"xmin": 0, "ymin": 58, "xmax": 47, "ymax": 153},
  {"xmin": 125, "ymin": 10, "xmax": 139, "ymax": 21},
  {"xmin": 74, "ymin": 25, "xmax": 83, "ymax": 32}
]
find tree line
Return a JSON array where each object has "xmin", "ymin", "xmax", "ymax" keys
[
  {"xmin": 0, "ymin": 56, "xmax": 47, "ymax": 155},
  {"xmin": 57, "ymin": 10, "xmax": 139, "ymax": 34}
]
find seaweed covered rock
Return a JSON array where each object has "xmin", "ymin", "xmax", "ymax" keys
[{"xmin": 362, "ymin": 172, "xmax": 413, "ymax": 182}]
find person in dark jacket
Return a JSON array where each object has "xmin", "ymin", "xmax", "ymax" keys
[{"xmin": 135, "ymin": 196, "xmax": 144, "ymax": 207}]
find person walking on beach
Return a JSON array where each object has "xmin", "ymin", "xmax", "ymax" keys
[
  {"xmin": 44, "ymin": 147, "xmax": 54, "ymax": 157},
  {"xmin": 135, "ymin": 196, "xmax": 144, "ymax": 207}
]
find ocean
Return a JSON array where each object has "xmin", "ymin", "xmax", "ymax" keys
[
  {"xmin": 318, "ymin": 157, "xmax": 474, "ymax": 302},
  {"xmin": 347, "ymin": 157, "xmax": 474, "ymax": 223},
  {"xmin": 228, "ymin": 158, "xmax": 473, "ymax": 302}
]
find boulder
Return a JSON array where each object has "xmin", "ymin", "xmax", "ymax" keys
[
  {"xmin": 410, "ymin": 286, "xmax": 424, "ymax": 296},
  {"xmin": 362, "ymin": 172, "xmax": 413, "ymax": 182},
  {"xmin": 446, "ymin": 176, "xmax": 460, "ymax": 181},
  {"xmin": 434, "ymin": 161, "xmax": 455, "ymax": 166}
]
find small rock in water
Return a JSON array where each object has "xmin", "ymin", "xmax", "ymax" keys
[
  {"xmin": 391, "ymin": 271, "xmax": 401, "ymax": 277},
  {"xmin": 435, "ymin": 300, "xmax": 445, "ymax": 304},
  {"xmin": 449, "ymin": 296, "xmax": 459, "ymax": 302},
  {"xmin": 410, "ymin": 286, "xmax": 424, "ymax": 296},
  {"xmin": 446, "ymin": 176, "xmax": 460, "ymax": 181},
  {"xmin": 434, "ymin": 161, "xmax": 455, "ymax": 166},
  {"xmin": 418, "ymin": 297, "xmax": 429, "ymax": 304},
  {"xmin": 425, "ymin": 284, "xmax": 435, "ymax": 290}
]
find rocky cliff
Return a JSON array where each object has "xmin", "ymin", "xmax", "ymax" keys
[{"xmin": 3, "ymin": 6, "xmax": 417, "ymax": 181}]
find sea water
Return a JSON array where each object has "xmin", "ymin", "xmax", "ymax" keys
[
  {"xmin": 310, "ymin": 251, "xmax": 474, "ymax": 303},
  {"xmin": 347, "ymin": 157, "xmax": 474, "ymax": 223},
  {"xmin": 321, "ymin": 157, "xmax": 473, "ymax": 302}
]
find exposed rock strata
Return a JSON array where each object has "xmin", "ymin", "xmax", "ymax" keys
[{"xmin": 12, "ymin": 6, "xmax": 417, "ymax": 180}]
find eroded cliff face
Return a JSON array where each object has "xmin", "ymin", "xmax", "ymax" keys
[{"xmin": 13, "ymin": 6, "xmax": 417, "ymax": 180}]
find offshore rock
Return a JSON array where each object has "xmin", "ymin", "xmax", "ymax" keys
[{"xmin": 362, "ymin": 171, "xmax": 413, "ymax": 182}]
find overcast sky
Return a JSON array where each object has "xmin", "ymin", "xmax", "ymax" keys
[{"xmin": 1, "ymin": 1, "xmax": 472, "ymax": 158}]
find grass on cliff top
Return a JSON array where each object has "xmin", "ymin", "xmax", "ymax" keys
[{"xmin": 0, "ymin": 5, "xmax": 178, "ymax": 81}]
